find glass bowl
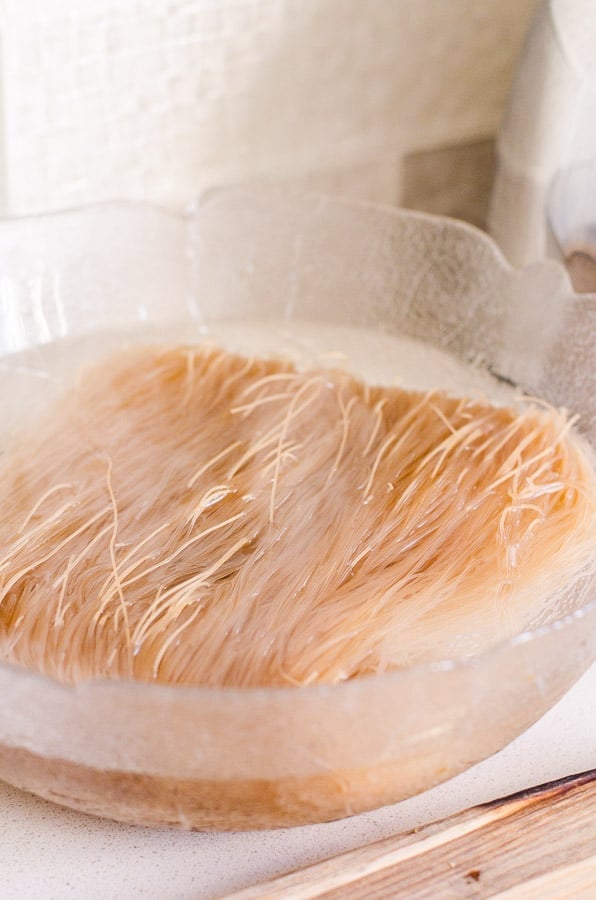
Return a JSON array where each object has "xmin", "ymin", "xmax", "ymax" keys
[{"xmin": 0, "ymin": 189, "xmax": 594, "ymax": 830}]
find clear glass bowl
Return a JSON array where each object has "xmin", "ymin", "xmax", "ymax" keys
[{"xmin": 0, "ymin": 189, "xmax": 594, "ymax": 829}]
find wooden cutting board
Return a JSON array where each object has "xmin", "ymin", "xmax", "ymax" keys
[{"xmin": 225, "ymin": 770, "xmax": 596, "ymax": 899}]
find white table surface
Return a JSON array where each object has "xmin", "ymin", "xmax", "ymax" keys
[{"xmin": 2, "ymin": 663, "xmax": 595, "ymax": 900}]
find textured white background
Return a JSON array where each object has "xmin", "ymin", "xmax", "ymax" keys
[{"xmin": 0, "ymin": 0, "xmax": 536, "ymax": 214}]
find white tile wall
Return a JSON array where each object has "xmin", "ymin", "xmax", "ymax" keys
[{"xmin": 0, "ymin": 0, "xmax": 537, "ymax": 214}]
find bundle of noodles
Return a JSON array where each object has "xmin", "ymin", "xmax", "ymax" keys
[{"xmin": 0, "ymin": 343, "xmax": 594, "ymax": 687}]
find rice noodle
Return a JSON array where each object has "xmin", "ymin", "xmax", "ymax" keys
[{"xmin": 0, "ymin": 342, "xmax": 594, "ymax": 687}]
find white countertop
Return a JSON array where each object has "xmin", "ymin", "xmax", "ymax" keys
[{"xmin": 2, "ymin": 663, "xmax": 595, "ymax": 899}]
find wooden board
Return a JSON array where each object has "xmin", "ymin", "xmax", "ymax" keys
[{"xmin": 225, "ymin": 770, "xmax": 596, "ymax": 899}]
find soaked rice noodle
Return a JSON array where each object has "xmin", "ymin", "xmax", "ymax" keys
[{"xmin": 0, "ymin": 343, "xmax": 594, "ymax": 687}]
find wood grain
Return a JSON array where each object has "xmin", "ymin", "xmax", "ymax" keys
[{"xmin": 225, "ymin": 771, "xmax": 596, "ymax": 899}]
